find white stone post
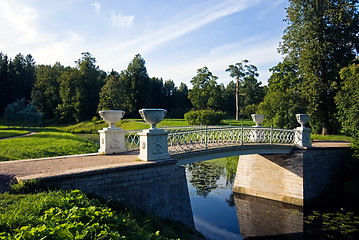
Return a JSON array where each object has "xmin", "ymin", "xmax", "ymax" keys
[
  {"xmin": 294, "ymin": 114, "xmax": 311, "ymax": 148},
  {"xmin": 98, "ymin": 110, "xmax": 127, "ymax": 154},
  {"xmin": 250, "ymin": 114, "xmax": 265, "ymax": 142},
  {"xmin": 137, "ymin": 108, "xmax": 170, "ymax": 161}
]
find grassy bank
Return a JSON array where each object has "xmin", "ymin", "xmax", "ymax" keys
[
  {"xmin": 0, "ymin": 131, "xmax": 98, "ymax": 161},
  {"xmin": 0, "ymin": 188, "xmax": 201, "ymax": 240}
]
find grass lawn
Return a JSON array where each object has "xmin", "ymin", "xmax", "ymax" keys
[
  {"xmin": 0, "ymin": 131, "xmax": 98, "ymax": 162},
  {"xmin": 0, "ymin": 129, "xmax": 30, "ymax": 139},
  {"xmin": 311, "ymin": 134, "xmax": 352, "ymax": 142}
]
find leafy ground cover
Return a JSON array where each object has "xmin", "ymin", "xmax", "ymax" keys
[
  {"xmin": 0, "ymin": 131, "xmax": 98, "ymax": 161},
  {"xmin": 0, "ymin": 129, "xmax": 30, "ymax": 139},
  {"xmin": 0, "ymin": 188, "xmax": 201, "ymax": 240}
]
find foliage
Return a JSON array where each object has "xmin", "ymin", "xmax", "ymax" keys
[
  {"xmin": 31, "ymin": 63, "xmax": 65, "ymax": 119},
  {"xmin": 335, "ymin": 63, "xmax": 359, "ymax": 138},
  {"xmin": 184, "ymin": 109, "xmax": 225, "ymax": 125},
  {"xmin": 0, "ymin": 53, "xmax": 35, "ymax": 114},
  {"xmin": 4, "ymin": 98, "xmax": 43, "ymax": 127},
  {"xmin": 279, "ymin": 0, "xmax": 359, "ymax": 134},
  {"xmin": 57, "ymin": 52, "xmax": 105, "ymax": 123},
  {"xmin": 0, "ymin": 131, "xmax": 98, "ymax": 161},
  {"xmin": 0, "ymin": 189, "xmax": 196, "ymax": 239},
  {"xmin": 258, "ymin": 58, "xmax": 307, "ymax": 129},
  {"xmin": 188, "ymin": 67, "xmax": 223, "ymax": 110},
  {"xmin": 226, "ymin": 60, "xmax": 265, "ymax": 120},
  {"xmin": 305, "ymin": 211, "xmax": 359, "ymax": 239}
]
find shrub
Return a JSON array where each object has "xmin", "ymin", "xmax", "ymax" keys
[
  {"xmin": 4, "ymin": 98, "xmax": 43, "ymax": 127},
  {"xmin": 184, "ymin": 109, "xmax": 224, "ymax": 125}
]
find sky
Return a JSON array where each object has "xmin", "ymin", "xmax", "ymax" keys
[{"xmin": 0, "ymin": 0, "xmax": 288, "ymax": 87}]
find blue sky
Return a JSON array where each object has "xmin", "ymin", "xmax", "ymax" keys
[{"xmin": 0, "ymin": 0, "xmax": 288, "ymax": 87}]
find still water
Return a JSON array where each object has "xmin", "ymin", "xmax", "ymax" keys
[{"xmin": 185, "ymin": 157, "xmax": 304, "ymax": 240}]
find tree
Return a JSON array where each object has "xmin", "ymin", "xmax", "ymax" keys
[
  {"xmin": 4, "ymin": 98, "xmax": 42, "ymax": 127},
  {"xmin": 258, "ymin": 58, "xmax": 307, "ymax": 128},
  {"xmin": 279, "ymin": 0, "xmax": 359, "ymax": 134},
  {"xmin": 31, "ymin": 63, "xmax": 65, "ymax": 119},
  {"xmin": 0, "ymin": 52, "xmax": 10, "ymax": 113},
  {"xmin": 98, "ymin": 54, "xmax": 151, "ymax": 117},
  {"xmin": 335, "ymin": 63, "xmax": 359, "ymax": 138},
  {"xmin": 188, "ymin": 67, "xmax": 223, "ymax": 110},
  {"xmin": 226, "ymin": 60, "xmax": 259, "ymax": 120}
]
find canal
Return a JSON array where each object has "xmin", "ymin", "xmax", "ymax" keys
[{"xmin": 184, "ymin": 157, "xmax": 303, "ymax": 240}]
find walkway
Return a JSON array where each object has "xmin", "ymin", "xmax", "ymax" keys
[{"xmin": 0, "ymin": 151, "xmax": 144, "ymax": 193}]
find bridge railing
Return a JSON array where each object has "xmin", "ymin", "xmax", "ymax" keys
[{"xmin": 125, "ymin": 126, "xmax": 295, "ymax": 154}]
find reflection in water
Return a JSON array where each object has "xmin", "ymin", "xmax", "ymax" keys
[
  {"xmin": 185, "ymin": 157, "xmax": 304, "ymax": 240},
  {"xmin": 235, "ymin": 193, "xmax": 303, "ymax": 240}
]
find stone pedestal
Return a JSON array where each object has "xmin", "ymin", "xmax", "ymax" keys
[
  {"xmin": 294, "ymin": 127, "xmax": 311, "ymax": 148},
  {"xmin": 138, "ymin": 128, "xmax": 170, "ymax": 161},
  {"xmin": 98, "ymin": 127, "xmax": 127, "ymax": 154},
  {"xmin": 250, "ymin": 127, "xmax": 264, "ymax": 143}
]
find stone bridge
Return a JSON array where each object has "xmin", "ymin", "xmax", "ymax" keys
[{"xmin": 1, "ymin": 111, "xmax": 350, "ymax": 230}]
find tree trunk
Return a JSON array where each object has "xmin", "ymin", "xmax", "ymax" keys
[{"xmin": 236, "ymin": 77, "xmax": 239, "ymax": 121}]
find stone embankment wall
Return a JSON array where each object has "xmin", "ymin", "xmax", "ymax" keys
[
  {"xmin": 40, "ymin": 159, "xmax": 194, "ymax": 227},
  {"xmin": 233, "ymin": 147, "xmax": 350, "ymax": 205}
]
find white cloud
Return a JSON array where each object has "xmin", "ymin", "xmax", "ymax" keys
[
  {"xmin": 110, "ymin": 11, "xmax": 135, "ymax": 28},
  {"xmin": 92, "ymin": 2, "xmax": 101, "ymax": 15},
  {"xmin": 0, "ymin": 1, "xmax": 40, "ymax": 47}
]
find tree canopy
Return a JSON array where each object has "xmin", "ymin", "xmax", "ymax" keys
[{"xmin": 279, "ymin": 0, "xmax": 359, "ymax": 134}]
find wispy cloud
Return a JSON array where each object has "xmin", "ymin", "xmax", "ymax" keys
[
  {"xmin": 92, "ymin": 2, "xmax": 101, "ymax": 15},
  {"xmin": 100, "ymin": 0, "xmax": 261, "ymax": 71},
  {"xmin": 110, "ymin": 11, "xmax": 135, "ymax": 28}
]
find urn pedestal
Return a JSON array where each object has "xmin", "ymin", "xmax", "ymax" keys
[
  {"xmin": 98, "ymin": 128, "xmax": 127, "ymax": 154},
  {"xmin": 98, "ymin": 110, "xmax": 127, "ymax": 154},
  {"xmin": 294, "ymin": 114, "xmax": 311, "ymax": 148},
  {"xmin": 137, "ymin": 108, "xmax": 170, "ymax": 161},
  {"xmin": 137, "ymin": 128, "xmax": 170, "ymax": 161}
]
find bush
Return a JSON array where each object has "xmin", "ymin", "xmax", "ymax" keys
[
  {"xmin": 4, "ymin": 98, "xmax": 42, "ymax": 127},
  {"xmin": 184, "ymin": 109, "xmax": 224, "ymax": 125}
]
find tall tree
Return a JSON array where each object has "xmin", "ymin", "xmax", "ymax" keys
[
  {"xmin": 280, "ymin": 0, "xmax": 359, "ymax": 134},
  {"xmin": 0, "ymin": 53, "xmax": 10, "ymax": 113},
  {"xmin": 226, "ymin": 60, "xmax": 259, "ymax": 120},
  {"xmin": 188, "ymin": 67, "xmax": 222, "ymax": 110},
  {"xmin": 258, "ymin": 58, "xmax": 307, "ymax": 128},
  {"xmin": 31, "ymin": 62, "xmax": 65, "ymax": 119}
]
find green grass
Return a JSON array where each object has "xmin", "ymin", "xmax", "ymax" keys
[
  {"xmin": 311, "ymin": 134, "xmax": 352, "ymax": 142},
  {"xmin": 221, "ymin": 118, "xmax": 253, "ymax": 127},
  {"xmin": 0, "ymin": 189, "xmax": 201, "ymax": 240},
  {"xmin": 0, "ymin": 131, "xmax": 98, "ymax": 161},
  {"xmin": 0, "ymin": 130, "xmax": 30, "ymax": 139}
]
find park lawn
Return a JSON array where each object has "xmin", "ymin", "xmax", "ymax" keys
[
  {"xmin": 311, "ymin": 134, "xmax": 352, "ymax": 142},
  {"xmin": 0, "ymin": 131, "xmax": 98, "ymax": 161},
  {"xmin": 0, "ymin": 130, "xmax": 30, "ymax": 139}
]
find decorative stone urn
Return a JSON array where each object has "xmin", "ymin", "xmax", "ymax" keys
[
  {"xmin": 294, "ymin": 114, "xmax": 311, "ymax": 148},
  {"xmin": 296, "ymin": 114, "xmax": 310, "ymax": 129},
  {"xmin": 98, "ymin": 110, "xmax": 127, "ymax": 154},
  {"xmin": 251, "ymin": 114, "xmax": 265, "ymax": 127},
  {"xmin": 139, "ymin": 108, "xmax": 167, "ymax": 129},
  {"xmin": 99, "ymin": 110, "xmax": 125, "ymax": 128},
  {"xmin": 138, "ymin": 108, "xmax": 170, "ymax": 161}
]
